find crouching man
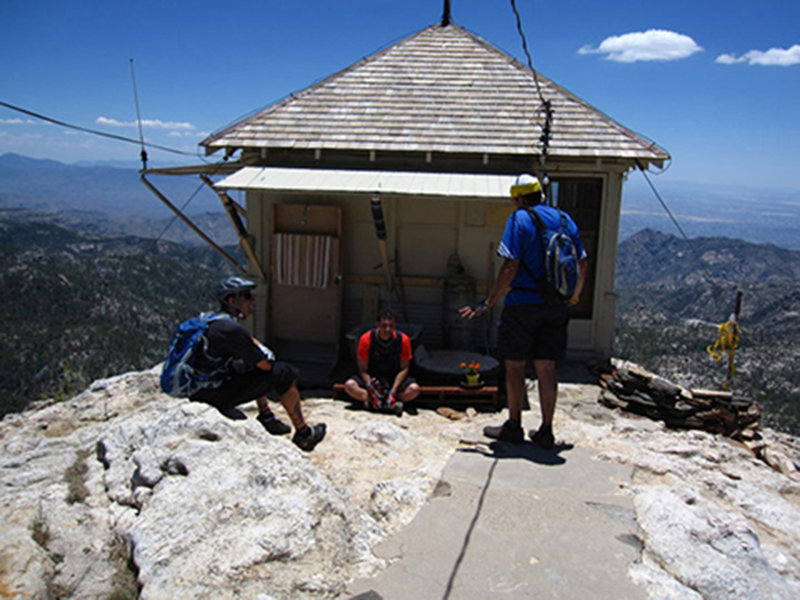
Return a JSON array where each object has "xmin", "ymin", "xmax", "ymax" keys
[
  {"xmin": 343, "ymin": 308, "xmax": 420, "ymax": 415},
  {"xmin": 191, "ymin": 277, "xmax": 326, "ymax": 452}
]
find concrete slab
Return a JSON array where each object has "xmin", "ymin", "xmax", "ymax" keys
[{"xmin": 347, "ymin": 437, "xmax": 646, "ymax": 600}]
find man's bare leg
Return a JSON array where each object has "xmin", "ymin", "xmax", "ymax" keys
[
  {"xmin": 343, "ymin": 378, "xmax": 368, "ymax": 404},
  {"xmin": 278, "ymin": 384, "xmax": 307, "ymax": 430},
  {"xmin": 530, "ymin": 359, "xmax": 557, "ymax": 449},
  {"xmin": 505, "ymin": 359, "xmax": 527, "ymax": 423},
  {"xmin": 533, "ymin": 359, "xmax": 558, "ymax": 426}
]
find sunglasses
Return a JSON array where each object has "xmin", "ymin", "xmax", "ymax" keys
[{"xmin": 239, "ymin": 291, "xmax": 254, "ymax": 300}]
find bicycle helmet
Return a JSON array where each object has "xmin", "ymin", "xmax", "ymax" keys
[{"xmin": 216, "ymin": 276, "xmax": 256, "ymax": 302}]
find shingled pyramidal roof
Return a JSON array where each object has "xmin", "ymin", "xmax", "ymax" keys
[{"xmin": 202, "ymin": 23, "xmax": 668, "ymax": 166}]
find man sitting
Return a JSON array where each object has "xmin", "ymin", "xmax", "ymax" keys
[
  {"xmin": 190, "ymin": 276, "xmax": 326, "ymax": 452},
  {"xmin": 343, "ymin": 308, "xmax": 420, "ymax": 415}
]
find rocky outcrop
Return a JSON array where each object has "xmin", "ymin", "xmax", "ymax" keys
[
  {"xmin": 2, "ymin": 368, "xmax": 799, "ymax": 599},
  {"xmin": 0, "ymin": 367, "xmax": 472, "ymax": 599},
  {"xmin": 555, "ymin": 383, "xmax": 800, "ymax": 599}
]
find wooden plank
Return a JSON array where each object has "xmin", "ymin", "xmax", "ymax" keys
[
  {"xmin": 332, "ymin": 383, "xmax": 500, "ymax": 408},
  {"xmin": 691, "ymin": 389, "xmax": 733, "ymax": 400}
]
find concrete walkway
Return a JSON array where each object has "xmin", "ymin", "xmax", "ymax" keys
[{"xmin": 346, "ymin": 435, "xmax": 646, "ymax": 600}]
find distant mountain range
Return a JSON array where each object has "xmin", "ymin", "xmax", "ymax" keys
[
  {"xmin": 620, "ymin": 176, "xmax": 800, "ymax": 250},
  {"xmin": 0, "ymin": 153, "xmax": 235, "ymax": 245},
  {"xmin": 617, "ymin": 228, "xmax": 800, "ymax": 288},
  {"xmin": 0, "ymin": 152, "xmax": 220, "ymax": 217}
]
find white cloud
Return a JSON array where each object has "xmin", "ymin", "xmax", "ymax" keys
[
  {"xmin": 579, "ymin": 29, "xmax": 702, "ymax": 63},
  {"xmin": 715, "ymin": 44, "xmax": 800, "ymax": 66},
  {"xmin": 96, "ymin": 116, "xmax": 196, "ymax": 130},
  {"xmin": 715, "ymin": 53, "xmax": 743, "ymax": 65},
  {"xmin": 167, "ymin": 130, "xmax": 209, "ymax": 139},
  {"xmin": 0, "ymin": 118, "xmax": 37, "ymax": 125}
]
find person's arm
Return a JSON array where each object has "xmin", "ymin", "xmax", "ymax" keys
[
  {"xmin": 357, "ymin": 356, "xmax": 371, "ymax": 383},
  {"xmin": 390, "ymin": 360, "xmax": 410, "ymax": 395},
  {"xmin": 458, "ymin": 257, "xmax": 519, "ymax": 319},
  {"xmin": 569, "ymin": 258, "xmax": 589, "ymax": 306},
  {"xmin": 356, "ymin": 332, "xmax": 372, "ymax": 383},
  {"xmin": 253, "ymin": 337, "xmax": 274, "ymax": 371}
]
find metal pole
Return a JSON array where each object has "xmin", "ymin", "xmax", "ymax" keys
[
  {"xmin": 140, "ymin": 174, "xmax": 247, "ymax": 273},
  {"xmin": 725, "ymin": 289, "xmax": 743, "ymax": 391},
  {"xmin": 200, "ymin": 174, "xmax": 267, "ymax": 282}
]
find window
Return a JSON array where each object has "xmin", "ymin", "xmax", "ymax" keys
[{"xmin": 552, "ymin": 177, "xmax": 602, "ymax": 319}]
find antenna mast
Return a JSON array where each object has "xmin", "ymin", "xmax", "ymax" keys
[
  {"xmin": 441, "ymin": 0, "xmax": 451, "ymax": 26},
  {"xmin": 129, "ymin": 58, "xmax": 148, "ymax": 170}
]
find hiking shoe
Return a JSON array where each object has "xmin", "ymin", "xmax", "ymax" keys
[
  {"xmin": 256, "ymin": 412, "xmax": 291, "ymax": 436},
  {"xmin": 483, "ymin": 419, "xmax": 524, "ymax": 443},
  {"xmin": 217, "ymin": 406, "xmax": 247, "ymax": 420},
  {"xmin": 392, "ymin": 401, "xmax": 404, "ymax": 416},
  {"xmin": 292, "ymin": 423, "xmax": 327, "ymax": 452},
  {"xmin": 530, "ymin": 426, "xmax": 555, "ymax": 450}
]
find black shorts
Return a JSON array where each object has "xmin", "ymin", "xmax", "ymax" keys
[
  {"xmin": 190, "ymin": 361, "xmax": 298, "ymax": 410},
  {"xmin": 496, "ymin": 303, "xmax": 569, "ymax": 362}
]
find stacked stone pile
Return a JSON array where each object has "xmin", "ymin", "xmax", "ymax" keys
[
  {"xmin": 596, "ymin": 359, "xmax": 800, "ymax": 477},
  {"xmin": 597, "ymin": 358, "xmax": 761, "ymax": 442}
]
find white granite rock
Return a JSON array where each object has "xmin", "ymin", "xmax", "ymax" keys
[{"xmin": 2, "ymin": 368, "xmax": 799, "ymax": 598}]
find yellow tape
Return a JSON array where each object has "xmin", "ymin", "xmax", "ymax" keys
[{"xmin": 706, "ymin": 320, "xmax": 740, "ymax": 366}]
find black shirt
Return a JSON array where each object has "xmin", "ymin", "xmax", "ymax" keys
[{"xmin": 194, "ymin": 316, "xmax": 264, "ymax": 374}]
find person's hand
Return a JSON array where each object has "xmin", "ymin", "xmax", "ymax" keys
[
  {"xmin": 568, "ymin": 294, "xmax": 580, "ymax": 306},
  {"xmin": 459, "ymin": 301, "xmax": 489, "ymax": 319}
]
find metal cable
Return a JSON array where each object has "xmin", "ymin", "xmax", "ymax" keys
[
  {"xmin": 508, "ymin": 0, "xmax": 554, "ymax": 190},
  {"xmin": 0, "ymin": 99, "xmax": 197, "ymax": 157}
]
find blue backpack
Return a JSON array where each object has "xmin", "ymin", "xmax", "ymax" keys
[
  {"xmin": 160, "ymin": 312, "xmax": 232, "ymax": 398},
  {"xmin": 524, "ymin": 207, "xmax": 580, "ymax": 303}
]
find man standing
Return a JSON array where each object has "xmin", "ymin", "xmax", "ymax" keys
[
  {"xmin": 190, "ymin": 277, "xmax": 326, "ymax": 452},
  {"xmin": 460, "ymin": 174, "xmax": 587, "ymax": 448},
  {"xmin": 343, "ymin": 308, "xmax": 420, "ymax": 415}
]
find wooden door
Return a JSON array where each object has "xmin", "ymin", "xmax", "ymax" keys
[{"xmin": 270, "ymin": 204, "xmax": 343, "ymax": 357}]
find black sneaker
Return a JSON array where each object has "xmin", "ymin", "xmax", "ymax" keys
[
  {"xmin": 483, "ymin": 419, "xmax": 524, "ymax": 443},
  {"xmin": 256, "ymin": 412, "xmax": 291, "ymax": 436},
  {"xmin": 392, "ymin": 401, "xmax": 404, "ymax": 416},
  {"xmin": 530, "ymin": 426, "xmax": 555, "ymax": 450},
  {"xmin": 292, "ymin": 423, "xmax": 327, "ymax": 452},
  {"xmin": 217, "ymin": 406, "xmax": 247, "ymax": 420}
]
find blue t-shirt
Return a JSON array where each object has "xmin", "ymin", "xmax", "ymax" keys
[{"xmin": 498, "ymin": 205, "xmax": 587, "ymax": 305}]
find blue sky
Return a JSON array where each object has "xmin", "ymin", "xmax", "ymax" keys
[{"xmin": 1, "ymin": 0, "xmax": 799, "ymax": 192}]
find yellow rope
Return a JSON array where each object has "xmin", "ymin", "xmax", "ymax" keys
[{"xmin": 707, "ymin": 320, "xmax": 740, "ymax": 389}]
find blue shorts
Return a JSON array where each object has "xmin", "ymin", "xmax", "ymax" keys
[{"xmin": 496, "ymin": 303, "xmax": 569, "ymax": 362}]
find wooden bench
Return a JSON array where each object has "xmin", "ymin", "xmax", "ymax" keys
[{"xmin": 332, "ymin": 383, "xmax": 500, "ymax": 409}]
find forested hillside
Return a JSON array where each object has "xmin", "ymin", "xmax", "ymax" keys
[
  {"xmin": 0, "ymin": 220, "xmax": 239, "ymax": 415},
  {"xmin": 615, "ymin": 229, "xmax": 800, "ymax": 434}
]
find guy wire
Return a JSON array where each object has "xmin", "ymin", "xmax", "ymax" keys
[
  {"xmin": 0, "ymin": 99, "xmax": 196, "ymax": 157},
  {"xmin": 509, "ymin": 0, "xmax": 544, "ymax": 103}
]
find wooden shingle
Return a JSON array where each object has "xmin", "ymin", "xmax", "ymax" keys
[{"xmin": 202, "ymin": 23, "xmax": 667, "ymax": 164}]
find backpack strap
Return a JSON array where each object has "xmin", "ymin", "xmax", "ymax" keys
[
  {"xmin": 510, "ymin": 206, "xmax": 547, "ymax": 292},
  {"xmin": 195, "ymin": 312, "xmax": 235, "ymax": 372}
]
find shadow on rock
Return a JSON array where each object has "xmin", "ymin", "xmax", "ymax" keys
[{"xmin": 457, "ymin": 440, "xmax": 574, "ymax": 465}]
